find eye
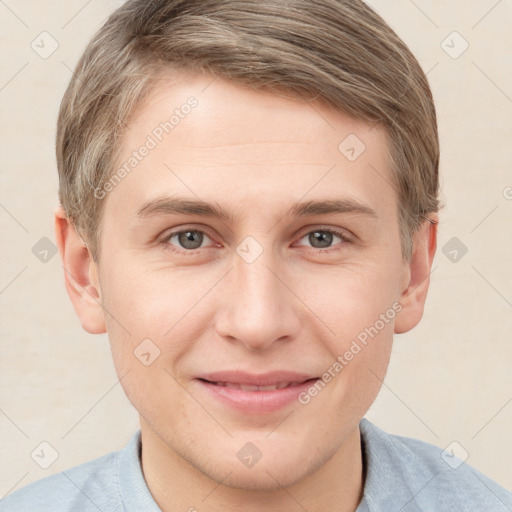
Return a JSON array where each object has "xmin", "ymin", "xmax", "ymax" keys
[
  {"xmin": 161, "ymin": 226, "xmax": 351, "ymax": 255},
  {"xmin": 166, "ymin": 229, "xmax": 213, "ymax": 250},
  {"xmin": 297, "ymin": 229, "xmax": 350, "ymax": 250}
]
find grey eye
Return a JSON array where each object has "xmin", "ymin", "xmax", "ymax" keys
[
  {"xmin": 175, "ymin": 230, "xmax": 205, "ymax": 249},
  {"xmin": 308, "ymin": 231, "xmax": 335, "ymax": 248}
]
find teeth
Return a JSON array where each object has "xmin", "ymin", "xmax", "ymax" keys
[
  {"xmin": 223, "ymin": 382, "xmax": 238, "ymax": 389},
  {"xmin": 214, "ymin": 381, "xmax": 300, "ymax": 391},
  {"xmin": 240, "ymin": 384, "xmax": 265, "ymax": 391},
  {"xmin": 258, "ymin": 385, "xmax": 279, "ymax": 391}
]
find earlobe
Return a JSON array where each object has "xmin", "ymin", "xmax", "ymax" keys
[
  {"xmin": 54, "ymin": 205, "xmax": 106, "ymax": 334},
  {"xmin": 394, "ymin": 216, "xmax": 438, "ymax": 334}
]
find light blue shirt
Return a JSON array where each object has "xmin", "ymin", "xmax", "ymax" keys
[{"xmin": 2, "ymin": 419, "xmax": 511, "ymax": 511}]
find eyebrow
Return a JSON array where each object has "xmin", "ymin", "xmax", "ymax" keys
[{"xmin": 136, "ymin": 196, "xmax": 378, "ymax": 222}]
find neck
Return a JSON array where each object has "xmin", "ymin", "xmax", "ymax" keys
[{"xmin": 140, "ymin": 420, "xmax": 364, "ymax": 512}]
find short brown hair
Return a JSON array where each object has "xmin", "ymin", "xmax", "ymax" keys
[{"xmin": 56, "ymin": 0, "xmax": 439, "ymax": 261}]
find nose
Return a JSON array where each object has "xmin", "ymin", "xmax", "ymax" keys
[{"xmin": 214, "ymin": 245, "xmax": 301, "ymax": 351}]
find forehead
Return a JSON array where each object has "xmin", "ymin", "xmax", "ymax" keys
[{"xmin": 109, "ymin": 72, "xmax": 397, "ymax": 221}]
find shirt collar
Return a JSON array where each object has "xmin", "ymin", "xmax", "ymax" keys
[
  {"xmin": 356, "ymin": 418, "xmax": 437, "ymax": 511},
  {"xmin": 117, "ymin": 430, "xmax": 161, "ymax": 511}
]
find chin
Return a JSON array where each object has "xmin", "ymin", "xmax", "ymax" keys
[
  {"xmin": 190, "ymin": 441, "xmax": 326, "ymax": 492},
  {"xmin": 210, "ymin": 459, "xmax": 313, "ymax": 491}
]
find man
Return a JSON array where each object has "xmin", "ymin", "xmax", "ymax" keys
[{"xmin": 2, "ymin": 0, "xmax": 510, "ymax": 510}]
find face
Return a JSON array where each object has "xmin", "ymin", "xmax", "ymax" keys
[{"xmin": 78, "ymin": 72, "xmax": 427, "ymax": 491}]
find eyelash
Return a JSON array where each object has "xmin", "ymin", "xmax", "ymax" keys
[{"xmin": 160, "ymin": 226, "xmax": 353, "ymax": 255}]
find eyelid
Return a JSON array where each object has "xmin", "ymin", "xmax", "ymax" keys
[
  {"xmin": 293, "ymin": 226, "xmax": 353, "ymax": 251},
  {"xmin": 295, "ymin": 225, "xmax": 353, "ymax": 243},
  {"xmin": 160, "ymin": 225, "xmax": 218, "ymax": 252}
]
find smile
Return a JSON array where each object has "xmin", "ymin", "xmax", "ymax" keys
[
  {"xmin": 206, "ymin": 381, "xmax": 307, "ymax": 391},
  {"xmin": 195, "ymin": 373, "xmax": 319, "ymax": 414}
]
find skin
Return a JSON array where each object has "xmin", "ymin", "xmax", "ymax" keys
[{"xmin": 55, "ymin": 71, "xmax": 437, "ymax": 512}]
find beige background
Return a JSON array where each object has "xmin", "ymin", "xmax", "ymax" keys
[{"xmin": 1, "ymin": 0, "xmax": 511, "ymax": 498}]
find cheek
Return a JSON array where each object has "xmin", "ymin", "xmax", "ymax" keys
[
  {"xmin": 100, "ymin": 260, "xmax": 216, "ymax": 379},
  {"xmin": 321, "ymin": 321, "xmax": 394, "ymax": 427},
  {"xmin": 102, "ymin": 257, "xmax": 213, "ymax": 333},
  {"xmin": 295, "ymin": 263, "xmax": 398, "ymax": 399},
  {"xmin": 296, "ymin": 259, "xmax": 402, "ymax": 334},
  {"xmin": 99, "ymin": 264, "xmax": 198, "ymax": 423}
]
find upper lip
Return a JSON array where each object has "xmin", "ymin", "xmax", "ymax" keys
[{"xmin": 197, "ymin": 370, "xmax": 317, "ymax": 386}]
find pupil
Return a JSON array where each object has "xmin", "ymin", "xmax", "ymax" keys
[
  {"xmin": 309, "ymin": 231, "xmax": 333, "ymax": 248},
  {"xmin": 179, "ymin": 231, "xmax": 203, "ymax": 249}
]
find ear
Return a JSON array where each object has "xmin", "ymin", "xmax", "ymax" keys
[
  {"xmin": 54, "ymin": 205, "xmax": 106, "ymax": 334},
  {"xmin": 394, "ymin": 215, "xmax": 438, "ymax": 334}
]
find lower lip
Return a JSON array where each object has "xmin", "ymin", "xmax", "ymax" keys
[{"xmin": 195, "ymin": 378, "xmax": 319, "ymax": 414}]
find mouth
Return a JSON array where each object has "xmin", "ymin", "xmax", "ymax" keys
[
  {"xmin": 195, "ymin": 372, "xmax": 319, "ymax": 414},
  {"xmin": 199, "ymin": 379, "xmax": 316, "ymax": 391}
]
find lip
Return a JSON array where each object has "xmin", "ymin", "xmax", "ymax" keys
[{"xmin": 195, "ymin": 371, "xmax": 318, "ymax": 414}]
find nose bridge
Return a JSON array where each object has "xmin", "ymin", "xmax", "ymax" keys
[
  {"xmin": 215, "ymin": 239, "xmax": 299, "ymax": 350},
  {"xmin": 236, "ymin": 252, "xmax": 280, "ymax": 312}
]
